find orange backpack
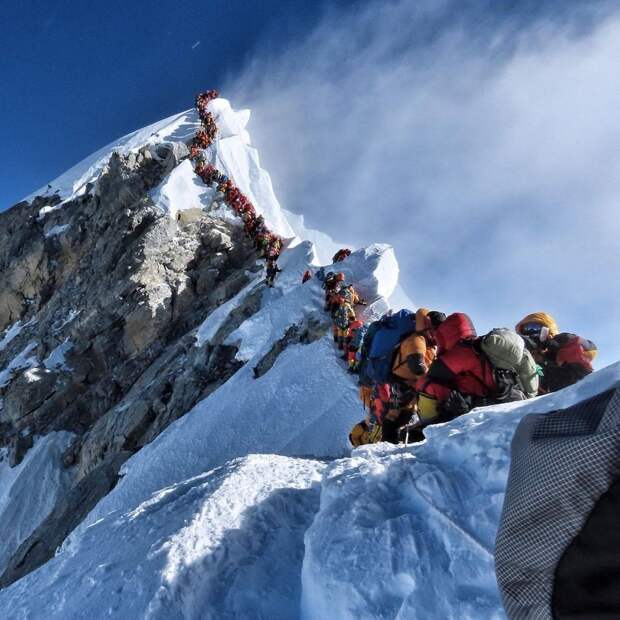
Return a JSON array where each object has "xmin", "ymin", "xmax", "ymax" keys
[{"xmin": 392, "ymin": 333, "xmax": 435, "ymax": 385}]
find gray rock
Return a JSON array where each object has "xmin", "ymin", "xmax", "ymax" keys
[
  {"xmin": 2, "ymin": 368, "xmax": 57, "ymax": 427},
  {"xmin": 8, "ymin": 433, "xmax": 33, "ymax": 468},
  {"xmin": 0, "ymin": 142, "xmax": 263, "ymax": 579},
  {"xmin": 253, "ymin": 316, "xmax": 329, "ymax": 379}
]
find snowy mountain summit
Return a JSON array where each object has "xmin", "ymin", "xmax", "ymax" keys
[{"xmin": 0, "ymin": 97, "xmax": 618, "ymax": 619}]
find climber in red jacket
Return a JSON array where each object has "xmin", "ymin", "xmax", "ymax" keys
[
  {"xmin": 416, "ymin": 313, "xmax": 496, "ymax": 426},
  {"xmin": 541, "ymin": 333, "xmax": 597, "ymax": 392},
  {"xmin": 515, "ymin": 315, "xmax": 597, "ymax": 393},
  {"xmin": 332, "ymin": 248, "xmax": 351, "ymax": 263}
]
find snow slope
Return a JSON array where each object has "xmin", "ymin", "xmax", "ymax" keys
[
  {"xmin": 0, "ymin": 432, "xmax": 75, "ymax": 574},
  {"xmin": 0, "ymin": 224, "xmax": 402, "ymax": 618},
  {"xmin": 0, "ymin": 455, "xmax": 324, "ymax": 619},
  {"xmin": 150, "ymin": 159, "xmax": 218, "ymax": 222},
  {"xmin": 26, "ymin": 110, "xmax": 198, "ymax": 206},
  {"xmin": 302, "ymin": 363, "xmax": 620, "ymax": 620},
  {"xmin": 0, "ymin": 363, "xmax": 618, "ymax": 618},
  {"xmin": 0, "ymin": 91, "xmax": 407, "ymax": 610}
]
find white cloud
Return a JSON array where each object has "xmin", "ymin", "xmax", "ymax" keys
[{"xmin": 227, "ymin": 0, "xmax": 620, "ymax": 367}]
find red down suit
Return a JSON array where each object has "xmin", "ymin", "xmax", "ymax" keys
[{"xmin": 416, "ymin": 313, "xmax": 496, "ymax": 422}]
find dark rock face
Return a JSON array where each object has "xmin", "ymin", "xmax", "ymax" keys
[
  {"xmin": 0, "ymin": 143, "xmax": 266, "ymax": 584},
  {"xmin": 0, "ymin": 143, "xmax": 259, "ymax": 464}
]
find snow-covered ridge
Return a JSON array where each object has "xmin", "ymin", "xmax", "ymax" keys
[
  {"xmin": 0, "ymin": 84, "xmax": 408, "ymax": 613},
  {"xmin": 0, "ymin": 85, "xmax": 409, "ymax": 606},
  {"xmin": 67, "ymin": 239, "xmax": 398, "ymax": 539},
  {"xmin": 26, "ymin": 95, "xmax": 411, "ymax": 312},
  {"xmin": 33, "ymin": 97, "xmax": 298, "ymax": 241},
  {"xmin": 0, "ymin": 233, "xmax": 403, "ymax": 617},
  {"xmin": 25, "ymin": 109, "xmax": 198, "ymax": 204}
]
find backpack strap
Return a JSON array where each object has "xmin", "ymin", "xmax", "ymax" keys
[{"xmin": 393, "ymin": 345, "xmax": 406, "ymax": 371}]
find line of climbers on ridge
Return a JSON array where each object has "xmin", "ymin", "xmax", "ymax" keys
[
  {"xmin": 187, "ymin": 89, "xmax": 598, "ymax": 447},
  {"xmin": 302, "ymin": 256, "xmax": 598, "ymax": 447},
  {"xmin": 189, "ymin": 90, "xmax": 283, "ymax": 287}
]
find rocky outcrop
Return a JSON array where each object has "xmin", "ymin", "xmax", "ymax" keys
[
  {"xmin": 75, "ymin": 335, "xmax": 244, "ymax": 480},
  {"xmin": 0, "ymin": 143, "xmax": 268, "ymax": 584},
  {"xmin": 0, "ymin": 143, "xmax": 259, "ymax": 461},
  {"xmin": 253, "ymin": 316, "xmax": 329, "ymax": 379}
]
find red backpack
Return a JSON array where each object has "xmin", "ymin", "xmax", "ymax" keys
[{"xmin": 435, "ymin": 313, "xmax": 477, "ymax": 354}]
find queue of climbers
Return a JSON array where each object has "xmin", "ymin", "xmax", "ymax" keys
[
  {"xmin": 316, "ymin": 262, "xmax": 598, "ymax": 448},
  {"xmin": 189, "ymin": 90, "xmax": 284, "ymax": 286},
  {"xmin": 189, "ymin": 89, "xmax": 598, "ymax": 450}
]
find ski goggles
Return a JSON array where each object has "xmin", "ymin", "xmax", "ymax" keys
[{"xmin": 518, "ymin": 322, "xmax": 550, "ymax": 342}]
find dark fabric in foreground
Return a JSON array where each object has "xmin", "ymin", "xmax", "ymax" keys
[
  {"xmin": 553, "ymin": 476, "xmax": 620, "ymax": 619},
  {"xmin": 495, "ymin": 386, "xmax": 620, "ymax": 619}
]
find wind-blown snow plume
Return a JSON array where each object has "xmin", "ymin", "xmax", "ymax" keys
[{"xmin": 227, "ymin": 0, "xmax": 620, "ymax": 367}]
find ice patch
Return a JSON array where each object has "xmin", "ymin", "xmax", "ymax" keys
[
  {"xmin": 37, "ymin": 204, "xmax": 65, "ymax": 221},
  {"xmin": 43, "ymin": 340, "xmax": 73, "ymax": 371},
  {"xmin": 0, "ymin": 342, "xmax": 38, "ymax": 388},
  {"xmin": 23, "ymin": 368, "xmax": 42, "ymax": 383},
  {"xmin": 0, "ymin": 319, "xmax": 35, "ymax": 353},
  {"xmin": 150, "ymin": 159, "xmax": 217, "ymax": 221},
  {"xmin": 52, "ymin": 309, "xmax": 80, "ymax": 334},
  {"xmin": 195, "ymin": 274, "xmax": 263, "ymax": 347},
  {"xmin": 44, "ymin": 224, "xmax": 70, "ymax": 238}
]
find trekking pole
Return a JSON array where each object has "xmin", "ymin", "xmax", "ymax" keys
[{"xmin": 397, "ymin": 423, "xmax": 410, "ymax": 445}]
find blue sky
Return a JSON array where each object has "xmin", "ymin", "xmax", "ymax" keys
[
  {"xmin": 2, "ymin": 0, "xmax": 619, "ymax": 366},
  {"xmin": 0, "ymin": 0, "xmax": 351, "ymax": 209}
]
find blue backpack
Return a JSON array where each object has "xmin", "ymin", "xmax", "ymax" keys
[
  {"xmin": 350, "ymin": 323, "xmax": 368, "ymax": 351},
  {"xmin": 360, "ymin": 310, "xmax": 416, "ymax": 385},
  {"xmin": 357, "ymin": 320, "xmax": 383, "ymax": 386}
]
